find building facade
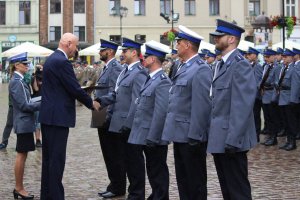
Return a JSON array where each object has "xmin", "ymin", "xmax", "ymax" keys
[
  {"xmin": 0, "ymin": 0, "xmax": 39, "ymax": 61},
  {"xmin": 39, "ymin": 0, "xmax": 95, "ymax": 50},
  {"xmin": 95, "ymin": 0, "xmax": 300, "ymax": 47}
]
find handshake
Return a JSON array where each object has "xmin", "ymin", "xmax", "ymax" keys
[{"xmin": 92, "ymin": 100, "xmax": 101, "ymax": 111}]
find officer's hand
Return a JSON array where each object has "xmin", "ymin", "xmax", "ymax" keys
[
  {"xmin": 225, "ymin": 144, "xmax": 238, "ymax": 154},
  {"xmin": 93, "ymin": 101, "xmax": 101, "ymax": 111},
  {"xmin": 146, "ymin": 139, "xmax": 157, "ymax": 147},
  {"xmin": 119, "ymin": 126, "xmax": 131, "ymax": 134},
  {"xmin": 188, "ymin": 138, "xmax": 201, "ymax": 146}
]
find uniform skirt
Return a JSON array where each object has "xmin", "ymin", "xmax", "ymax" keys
[{"xmin": 16, "ymin": 132, "xmax": 35, "ymax": 153}]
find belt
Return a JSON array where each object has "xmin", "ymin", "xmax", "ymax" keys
[
  {"xmin": 279, "ymin": 86, "xmax": 291, "ymax": 90},
  {"xmin": 263, "ymin": 86, "xmax": 274, "ymax": 90}
]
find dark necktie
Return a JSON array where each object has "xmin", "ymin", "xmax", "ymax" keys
[
  {"xmin": 218, "ymin": 59, "xmax": 224, "ymax": 71},
  {"xmin": 145, "ymin": 75, "xmax": 151, "ymax": 83},
  {"xmin": 124, "ymin": 67, "xmax": 128, "ymax": 75},
  {"xmin": 278, "ymin": 65, "xmax": 288, "ymax": 87}
]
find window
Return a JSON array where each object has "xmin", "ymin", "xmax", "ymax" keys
[
  {"xmin": 74, "ymin": 0, "xmax": 85, "ymax": 13},
  {"xmin": 74, "ymin": 26, "xmax": 85, "ymax": 41},
  {"xmin": 50, "ymin": 26, "xmax": 61, "ymax": 41},
  {"xmin": 110, "ymin": 35, "xmax": 121, "ymax": 44},
  {"xmin": 50, "ymin": 0, "xmax": 61, "ymax": 14},
  {"xmin": 19, "ymin": 1, "xmax": 30, "ymax": 25},
  {"xmin": 0, "ymin": 1, "xmax": 5, "ymax": 25},
  {"xmin": 209, "ymin": 0, "xmax": 219, "ymax": 16},
  {"xmin": 135, "ymin": 34, "xmax": 146, "ymax": 43},
  {"xmin": 160, "ymin": 0, "xmax": 171, "ymax": 15},
  {"xmin": 109, "ymin": 0, "xmax": 121, "ymax": 15},
  {"xmin": 286, "ymin": 0, "xmax": 297, "ymax": 17},
  {"xmin": 249, "ymin": 0, "xmax": 260, "ymax": 16},
  {"xmin": 134, "ymin": 0, "xmax": 145, "ymax": 16},
  {"xmin": 185, "ymin": 0, "xmax": 195, "ymax": 15}
]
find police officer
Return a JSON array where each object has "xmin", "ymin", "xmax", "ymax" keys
[
  {"xmin": 291, "ymin": 48, "xmax": 300, "ymax": 140},
  {"xmin": 128, "ymin": 41, "xmax": 172, "ymax": 200},
  {"xmin": 168, "ymin": 49, "xmax": 181, "ymax": 79},
  {"xmin": 162, "ymin": 25, "xmax": 212, "ymax": 200},
  {"xmin": 245, "ymin": 47, "xmax": 263, "ymax": 142},
  {"xmin": 96, "ymin": 37, "xmax": 147, "ymax": 199},
  {"xmin": 275, "ymin": 47, "xmax": 287, "ymax": 137},
  {"xmin": 209, "ymin": 19, "xmax": 257, "ymax": 200},
  {"xmin": 277, "ymin": 49, "xmax": 297, "ymax": 151},
  {"xmin": 93, "ymin": 39, "xmax": 124, "ymax": 198},
  {"xmin": 260, "ymin": 49, "xmax": 281, "ymax": 146},
  {"xmin": 205, "ymin": 50, "xmax": 217, "ymax": 70}
]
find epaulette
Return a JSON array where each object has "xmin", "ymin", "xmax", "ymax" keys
[
  {"xmin": 235, "ymin": 54, "xmax": 244, "ymax": 62},
  {"xmin": 160, "ymin": 73, "xmax": 167, "ymax": 80},
  {"xmin": 196, "ymin": 59, "xmax": 204, "ymax": 65},
  {"xmin": 137, "ymin": 65, "xmax": 143, "ymax": 70}
]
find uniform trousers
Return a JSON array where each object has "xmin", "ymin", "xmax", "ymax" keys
[
  {"xmin": 280, "ymin": 105, "xmax": 298, "ymax": 138},
  {"xmin": 98, "ymin": 127, "xmax": 127, "ymax": 195},
  {"xmin": 173, "ymin": 142, "xmax": 207, "ymax": 200},
  {"xmin": 213, "ymin": 152, "xmax": 252, "ymax": 200},
  {"xmin": 262, "ymin": 103, "xmax": 281, "ymax": 137},
  {"xmin": 126, "ymin": 143, "xmax": 169, "ymax": 200},
  {"xmin": 1, "ymin": 105, "xmax": 13, "ymax": 144},
  {"xmin": 40, "ymin": 124, "xmax": 69, "ymax": 200},
  {"xmin": 253, "ymin": 99, "xmax": 262, "ymax": 135},
  {"xmin": 292, "ymin": 103, "xmax": 300, "ymax": 135}
]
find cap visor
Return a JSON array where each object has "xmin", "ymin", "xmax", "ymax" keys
[
  {"xmin": 21, "ymin": 60, "xmax": 31, "ymax": 64},
  {"xmin": 120, "ymin": 46, "xmax": 130, "ymax": 50},
  {"xmin": 210, "ymin": 31, "xmax": 226, "ymax": 36},
  {"xmin": 98, "ymin": 47, "xmax": 108, "ymax": 50}
]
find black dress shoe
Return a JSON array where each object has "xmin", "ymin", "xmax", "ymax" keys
[
  {"xmin": 284, "ymin": 143, "xmax": 297, "ymax": 151},
  {"xmin": 98, "ymin": 191, "xmax": 108, "ymax": 197},
  {"xmin": 0, "ymin": 143, "xmax": 7, "ymax": 150},
  {"xmin": 36, "ymin": 140, "xmax": 42, "ymax": 148},
  {"xmin": 13, "ymin": 189, "xmax": 34, "ymax": 199},
  {"xmin": 295, "ymin": 134, "xmax": 300, "ymax": 140},
  {"xmin": 264, "ymin": 137, "xmax": 278, "ymax": 146},
  {"xmin": 279, "ymin": 142, "xmax": 289, "ymax": 149},
  {"xmin": 102, "ymin": 191, "xmax": 123, "ymax": 198}
]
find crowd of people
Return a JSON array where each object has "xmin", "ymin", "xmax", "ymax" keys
[{"xmin": 1, "ymin": 18, "xmax": 300, "ymax": 200}]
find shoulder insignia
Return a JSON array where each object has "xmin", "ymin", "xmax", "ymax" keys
[
  {"xmin": 160, "ymin": 73, "xmax": 167, "ymax": 80},
  {"xmin": 235, "ymin": 54, "xmax": 244, "ymax": 62},
  {"xmin": 137, "ymin": 65, "xmax": 143, "ymax": 70},
  {"xmin": 196, "ymin": 59, "xmax": 204, "ymax": 65}
]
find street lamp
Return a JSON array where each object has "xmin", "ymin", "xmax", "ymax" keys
[
  {"xmin": 111, "ymin": 6, "xmax": 128, "ymax": 40},
  {"xmin": 160, "ymin": 0, "xmax": 179, "ymax": 49}
]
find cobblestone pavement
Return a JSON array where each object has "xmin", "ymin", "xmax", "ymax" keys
[{"xmin": 1, "ymin": 83, "xmax": 300, "ymax": 200}]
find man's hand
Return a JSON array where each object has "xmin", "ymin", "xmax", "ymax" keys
[
  {"xmin": 146, "ymin": 139, "xmax": 157, "ymax": 147},
  {"xmin": 119, "ymin": 126, "xmax": 131, "ymax": 134},
  {"xmin": 224, "ymin": 144, "xmax": 238, "ymax": 154},
  {"xmin": 93, "ymin": 100, "xmax": 101, "ymax": 111},
  {"xmin": 188, "ymin": 138, "xmax": 201, "ymax": 146}
]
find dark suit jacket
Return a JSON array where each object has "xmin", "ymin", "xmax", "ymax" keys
[{"xmin": 39, "ymin": 49, "xmax": 93, "ymax": 128}]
